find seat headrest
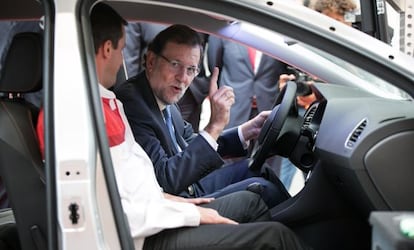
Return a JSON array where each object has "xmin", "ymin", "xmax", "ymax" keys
[{"xmin": 0, "ymin": 32, "xmax": 42, "ymax": 93}]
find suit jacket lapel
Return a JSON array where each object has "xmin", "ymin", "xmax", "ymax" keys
[
  {"xmin": 255, "ymin": 53, "xmax": 269, "ymax": 75},
  {"xmin": 170, "ymin": 104, "xmax": 188, "ymax": 149},
  {"xmin": 138, "ymin": 73, "xmax": 179, "ymax": 154}
]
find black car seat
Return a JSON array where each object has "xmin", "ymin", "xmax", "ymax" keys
[{"xmin": 0, "ymin": 32, "xmax": 46, "ymax": 250}]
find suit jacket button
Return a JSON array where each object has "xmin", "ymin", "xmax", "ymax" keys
[{"xmin": 188, "ymin": 185, "xmax": 195, "ymax": 196}]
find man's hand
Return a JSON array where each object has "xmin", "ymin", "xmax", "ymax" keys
[
  {"xmin": 278, "ymin": 74, "xmax": 295, "ymax": 90},
  {"xmin": 197, "ymin": 206, "xmax": 238, "ymax": 225},
  {"xmin": 164, "ymin": 193, "xmax": 235, "ymax": 224},
  {"xmin": 279, "ymin": 73, "xmax": 316, "ymax": 109},
  {"xmin": 204, "ymin": 67, "xmax": 235, "ymax": 140},
  {"xmin": 297, "ymin": 94, "xmax": 316, "ymax": 110},
  {"xmin": 240, "ymin": 110, "xmax": 271, "ymax": 141}
]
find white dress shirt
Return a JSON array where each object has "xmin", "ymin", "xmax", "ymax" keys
[{"xmin": 100, "ymin": 85, "xmax": 200, "ymax": 250}]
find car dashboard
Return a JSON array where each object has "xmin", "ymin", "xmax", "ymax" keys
[{"xmin": 303, "ymin": 82, "xmax": 414, "ymax": 216}]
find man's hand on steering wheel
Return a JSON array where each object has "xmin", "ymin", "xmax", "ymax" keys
[
  {"xmin": 248, "ymin": 81, "xmax": 298, "ymax": 171},
  {"xmin": 240, "ymin": 110, "xmax": 271, "ymax": 142}
]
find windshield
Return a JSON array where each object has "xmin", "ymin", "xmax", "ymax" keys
[
  {"xmin": 260, "ymin": 29, "xmax": 411, "ymax": 101},
  {"xmin": 221, "ymin": 19, "xmax": 412, "ymax": 101},
  {"xmin": 298, "ymin": 43, "xmax": 413, "ymax": 100}
]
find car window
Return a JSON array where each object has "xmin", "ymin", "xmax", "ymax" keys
[{"xmin": 1, "ymin": 1, "xmax": 414, "ymax": 250}]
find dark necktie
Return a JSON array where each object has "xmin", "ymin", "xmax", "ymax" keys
[{"xmin": 163, "ymin": 106, "xmax": 180, "ymax": 151}]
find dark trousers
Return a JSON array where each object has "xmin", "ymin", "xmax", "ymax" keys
[
  {"xmin": 143, "ymin": 191, "xmax": 310, "ymax": 250},
  {"xmin": 190, "ymin": 159, "xmax": 290, "ymax": 208}
]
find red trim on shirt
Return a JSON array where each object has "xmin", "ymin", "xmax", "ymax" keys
[
  {"xmin": 36, "ymin": 98, "xmax": 126, "ymax": 158},
  {"xmin": 102, "ymin": 97, "xmax": 126, "ymax": 147},
  {"xmin": 36, "ymin": 108, "xmax": 45, "ymax": 159}
]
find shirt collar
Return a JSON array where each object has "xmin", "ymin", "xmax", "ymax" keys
[{"xmin": 99, "ymin": 83, "xmax": 116, "ymax": 99}]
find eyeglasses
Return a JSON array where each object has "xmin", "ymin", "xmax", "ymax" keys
[{"xmin": 157, "ymin": 54, "xmax": 200, "ymax": 78}]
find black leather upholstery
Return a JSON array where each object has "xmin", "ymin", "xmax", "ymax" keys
[
  {"xmin": 0, "ymin": 208, "xmax": 20, "ymax": 250},
  {"xmin": 0, "ymin": 32, "xmax": 46, "ymax": 250},
  {"xmin": 0, "ymin": 33, "xmax": 42, "ymax": 93}
]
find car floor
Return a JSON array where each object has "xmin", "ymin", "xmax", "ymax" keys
[{"xmin": 288, "ymin": 169, "xmax": 305, "ymax": 196}]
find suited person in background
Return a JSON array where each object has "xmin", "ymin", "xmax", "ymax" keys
[
  {"xmin": 207, "ymin": 36, "xmax": 299, "ymax": 191},
  {"xmin": 114, "ymin": 24, "xmax": 290, "ymax": 208},
  {"xmin": 121, "ymin": 22, "xmax": 209, "ymax": 132},
  {"xmin": 207, "ymin": 36, "xmax": 290, "ymax": 129}
]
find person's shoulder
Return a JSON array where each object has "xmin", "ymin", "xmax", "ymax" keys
[
  {"xmin": 112, "ymin": 81, "xmax": 137, "ymax": 103},
  {"xmin": 113, "ymin": 73, "xmax": 143, "ymax": 93},
  {"xmin": 112, "ymin": 80, "xmax": 130, "ymax": 94},
  {"xmin": 113, "ymin": 73, "xmax": 151, "ymax": 106}
]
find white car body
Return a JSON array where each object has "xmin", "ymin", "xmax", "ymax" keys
[{"xmin": 0, "ymin": 0, "xmax": 413, "ymax": 249}]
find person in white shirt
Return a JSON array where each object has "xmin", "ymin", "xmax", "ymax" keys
[{"xmin": 37, "ymin": 3, "xmax": 311, "ymax": 250}]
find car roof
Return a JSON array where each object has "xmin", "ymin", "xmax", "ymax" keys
[
  {"xmin": 0, "ymin": 0, "xmax": 43, "ymax": 20},
  {"xmin": 1, "ymin": 0, "xmax": 413, "ymax": 96}
]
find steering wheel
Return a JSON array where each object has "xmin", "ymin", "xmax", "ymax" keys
[{"xmin": 248, "ymin": 81, "xmax": 297, "ymax": 170}]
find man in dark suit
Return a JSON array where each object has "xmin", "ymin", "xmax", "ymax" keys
[
  {"xmin": 114, "ymin": 24, "xmax": 290, "ymax": 208},
  {"xmin": 121, "ymin": 22, "xmax": 209, "ymax": 132}
]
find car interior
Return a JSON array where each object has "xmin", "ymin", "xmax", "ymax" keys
[
  {"xmin": 0, "ymin": 31, "xmax": 46, "ymax": 250},
  {"xmin": 0, "ymin": 1, "xmax": 414, "ymax": 250}
]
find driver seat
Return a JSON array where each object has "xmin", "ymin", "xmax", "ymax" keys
[{"xmin": 0, "ymin": 32, "xmax": 47, "ymax": 250}]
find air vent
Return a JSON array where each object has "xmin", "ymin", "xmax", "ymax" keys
[
  {"xmin": 346, "ymin": 119, "xmax": 368, "ymax": 148},
  {"xmin": 302, "ymin": 104, "xmax": 318, "ymax": 129}
]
